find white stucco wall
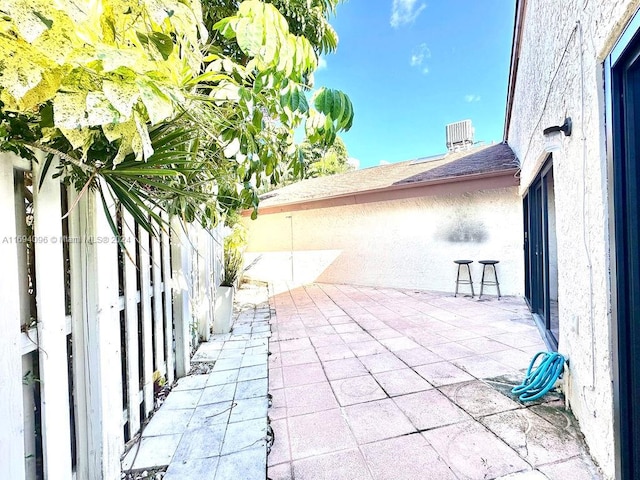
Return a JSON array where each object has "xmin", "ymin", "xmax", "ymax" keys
[
  {"xmin": 507, "ymin": 1, "xmax": 640, "ymax": 477},
  {"xmin": 244, "ymin": 187, "xmax": 524, "ymax": 296}
]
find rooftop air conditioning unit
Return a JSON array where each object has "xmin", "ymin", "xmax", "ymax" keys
[{"xmin": 446, "ymin": 120, "xmax": 474, "ymax": 151}]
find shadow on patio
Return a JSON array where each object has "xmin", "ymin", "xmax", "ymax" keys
[{"xmin": 266, "ymin": 283, "xmax": 601, "ymax": 480}]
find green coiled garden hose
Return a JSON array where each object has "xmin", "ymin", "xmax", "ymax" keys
[{"xmin": 511, "ymin": 351, "xmax": 566, "ymax": 402}]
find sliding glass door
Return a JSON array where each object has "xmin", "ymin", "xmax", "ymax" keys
[
  {"xmin": 523, "ymin": 157, "xmax": 559, "ymax": 349},
  {"xmin": 608, "ymin": 23, "xmax": 640, "ymax": 477}
]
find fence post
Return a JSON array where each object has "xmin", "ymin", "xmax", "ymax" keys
[
  {"xmin": 0, "ymin": 153, "xmax": 26, "ymax": 480},
  {"xmin": 32, "ymin": 156, "xmax": 73, "ymax": 479},
  {"xmin": 79, "ymin": 186, "xmax": 123, "ymax": 478},
  {"xmin": 170, "ymin": 217, "xmax": 192, "ymax": 378}
]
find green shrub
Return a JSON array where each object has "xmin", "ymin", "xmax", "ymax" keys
[{"xmin": 222, "ymin": 217, "xmax": 248, "ymax": 287}]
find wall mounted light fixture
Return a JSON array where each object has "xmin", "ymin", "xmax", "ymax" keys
[
  {"xmin": 543, "ymin": 117, "xmax": 572, "ymax": 137},
  {"xmin": 543, "ymin": 117, "xmax": 572, "ymax": 153}
]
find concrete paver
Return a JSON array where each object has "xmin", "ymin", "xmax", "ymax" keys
[
  {"xmin": 173, "ymin": 425, "xmax": 226, "ymax": 460},
  {"xmin": 267, "ymin": 283, "xmax": 603, "ymax": 480},
  {"xmin": 189, "ymin": 402, "xmax": 233, "ymax": 429},
  {"xmin": 292, "ymin": 449, "xmax": 373, "ymax": 480},
  {"xmin": 122, "ymin": 435, "xmax": 183, "ymax": 471},
  {"xmin": 361, "ymin": 434, "xmax": 457, "ymax": 480},
  {"xmin": 480, "ymin": 409, "xmax": 585, "ymax": 467},
  {"xmin": 287, "ymin": 409, "xmax": 358, "ymax": 459},
  {"xmin": 498, "ymin": 472, "xmax": 550, "ymax": 480},
  {"xmin": 394, "ymin": 389, "xmax": 472, "ymax": 430},
  {"xmin": 439, "ymin": 380, "xmax": 521, "ymax": 418},
  {"xmin": 343, "ymin": 398, "xmax": 415, "ymax": 443},
  {"xmin": 229, "ymin": 396, "xmax": 268, "ymax": 423},
  {"xmin": 214, "ymin": 447, "xmax": 265, "ymax": 480},
  {"xmin": 330, "ymin": 375, "xmax": 388, "ymax": 406},
  {"xmin": 372, "ymin": 367, "xmax": 433, "ymax": 396},
  {"xmin": 284, "ymin": 382, "xmax": 339, "ymax": 416},
  {"xmin": 267, "ymin": 462, "xmax": 292, "ymax": 480},
  {"xmin": 141, "ymin": 409, "xmax": 194, "ymax": 436},
  {"xmin": 424, "ymin": 420, "xmax": 530, "ymax": 479},
  {"xmin": 164, "ymin": 457, "xmax": 219, "ymax": 480},
  {"xmin": 173, "ymin": 374, "xmax": 209, "ymax": 391},
  {"xmin": 537, "ymin": 456, "xmax": 604, "ymax": 479},
  {"xmin": 414, "ymin": 360, "xmax": 475, "ymax": 386}
]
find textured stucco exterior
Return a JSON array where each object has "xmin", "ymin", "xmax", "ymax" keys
[
  {"xmin": 244, "ymin": 187, "xmax": 524, "ymax": 296},
  {"xmin": 506, "ymin": 1, "xmax": 640, "ymax": 477}
]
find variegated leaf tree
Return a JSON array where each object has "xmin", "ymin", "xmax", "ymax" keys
[{"xmin": 0, "ymin": 0, "xmax": 353, "ymax": 232}]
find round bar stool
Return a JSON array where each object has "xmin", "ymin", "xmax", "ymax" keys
[
  {"xmin": 479, "ymin": 260, "xmax": 501, "ymax": 299},
  {"xmin": 454, "ymin": 260, "xmax": 475, "ymax": 297}
]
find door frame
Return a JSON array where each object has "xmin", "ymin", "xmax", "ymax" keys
[
  {"xmin": 523, "ymin": 156, "xmax": 558, "ymax": 351},
  {"xmin": 605, "ymin": 9, "xmax": 640, "ymax": 479}
]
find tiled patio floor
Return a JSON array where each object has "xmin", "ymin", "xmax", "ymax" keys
[
  {"xmin": 266, "ymin": 283, "xmax": 602, "ymax": 480},
  {"xmin": 120, "ymin": 282, "xmax": 602, "ymax": 480}
]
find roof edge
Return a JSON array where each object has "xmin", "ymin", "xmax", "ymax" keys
[
  {"xmin": 245, "ymin": 167, "xmax": 520, "ymax": 216},
  {"xmin": 504, "ymin": 0, "xmax": 527, "ymax": 142}
]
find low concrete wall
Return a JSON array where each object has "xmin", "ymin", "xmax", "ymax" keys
[{"xmin": 244, "ymin": 187, "xmax": 524, "ymax": 296}]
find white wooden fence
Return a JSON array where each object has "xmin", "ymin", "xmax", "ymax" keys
[{"xmin": 0, "ymin": 152, "xmax": 223, "ymax": 479}]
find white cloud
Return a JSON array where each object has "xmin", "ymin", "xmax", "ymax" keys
[
  {"xmin": 317, "ymin": 56, "xmax": 327, "ymax": 71},
  {"xmin": 347, "ymin": 157, "xmax": 360, "ymax": 169},
  {"xmin": 391, "ymin": 0, "xmax": 426, "ymax": 28},
  {"xmin": 379, "ymin": 160, "xmax": 391, "ymax": 165},
  {"xmin": 410, "ymin": 43, "xmax": 430, "ymax": 66},
  {"xmin": 410, "ymin": 43, "xmax": 430, "ymax": 74},
  {"xmin": 464, "ymin": 94, "xmax": 481, "ymax": 103}
]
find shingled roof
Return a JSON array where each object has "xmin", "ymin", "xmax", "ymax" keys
[
  {"xmin": 257, "ymin": 142, "xmax": 519, "ymax": 211},
  {"xmin": 395, "ymin": 142, "xmax": 519, "ymax": 185}
]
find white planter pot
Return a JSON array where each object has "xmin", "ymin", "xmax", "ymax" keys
[{"xmin": 213, "ymin": 286, "xmax": 234, "ymax": 334}]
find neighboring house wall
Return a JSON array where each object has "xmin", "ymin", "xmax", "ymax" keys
[
  {"xmin": 506, "ymin": 1, "xmax": 640, "ymax": 476},
  {"xmin": 245, "ymin": 187, "xmax": 524, "ymax": 296}
]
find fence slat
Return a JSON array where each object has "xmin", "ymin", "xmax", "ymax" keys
[
  {"xmin": 122, "ymin": 210, "xmax": 141, "ymax": 437},
  {"xmin": 80, "ymin": 187, "xmax": 123, "ymax": 478},
  {"xmin": 151, "ymin": 222, "xmax": 165, "ymax": 377},
  {"xmin": 161, "ymin": 214, "xmax": 174, "ymax": 384},
  {"xmin": 197, "ymin": 228, "xmax": 211, "ymax": 342},
  {"xmin": 0, "ymin": 153, "xmax": 26, "ymax": 480},
  {"xmin": 171, "ymin": 217, "xmax": 191, "ymax": 378},
  {"xmin": 13, "ymin": 164, "xmax": 38, "ymax": 480},
  {"xmin": 33, "ymin": 156, "xmax": 73, "ymax": 479},
  {"xmin": 67, "ymin": 188, "xmax": 89, "ymax": 480},
  {"xmin": 189, "ymin": 225, "xmax": 200, "ymax": 352},
  {"xmin": 138, "ymin": 222, "xmax": 154, "ymax": 415}
]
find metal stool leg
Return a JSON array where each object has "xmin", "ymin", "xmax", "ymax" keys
[
  {"xmin": 454, "ymin": 260, "xmax": 475, "ymax": 297},
  {"xmin": 479, "ymin": 261, "xmax": 501, "ymax": 299},
  {"xmin": 467, "ymin": 264, "xmax": 475, "ymax": 297}
]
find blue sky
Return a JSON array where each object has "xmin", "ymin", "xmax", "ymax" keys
[{"xmin": 312, "ymin": 0, "xmax": 516, "ymax": 169}]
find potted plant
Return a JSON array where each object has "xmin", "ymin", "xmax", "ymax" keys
[{"xmin": 213, "ymin": 219, "xmax": 247, "ymax": 334}]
